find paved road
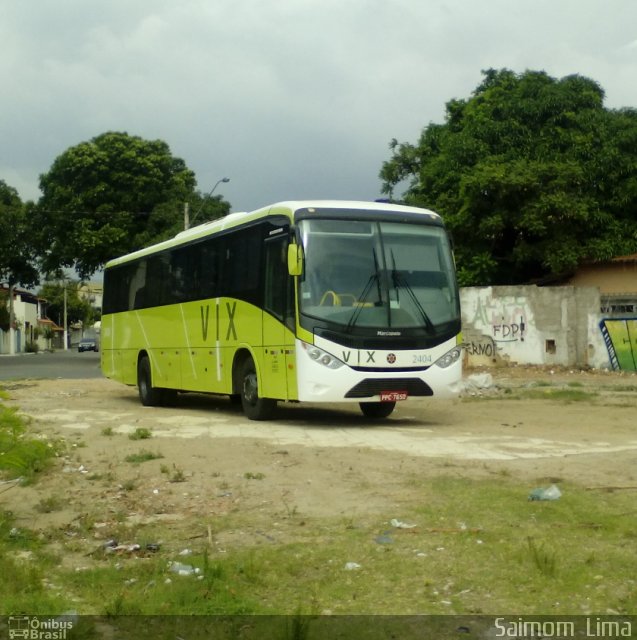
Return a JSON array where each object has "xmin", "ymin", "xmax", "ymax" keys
[{"xmin": 0, "ymin": 350, "xmax": 102, "ymax": 380}]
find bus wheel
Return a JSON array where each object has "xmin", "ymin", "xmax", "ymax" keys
[
  {"xmin": 359, "ymin": 401, "xmax": 396, "ymax": 419},
  {"xmin": 138, "ymin": 356, "xmax": 162, "ymax": 407},
  {"xmin": 239, "ymin": 357, "xmax": 276, "ymax": 420}
]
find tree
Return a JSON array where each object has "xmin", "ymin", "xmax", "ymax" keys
[
  {"xmin": 0, "ymin": 180, "xmax": 39, "ymax": 289},
  {"xmin": 37, "ymin": 281, "xmax": 96, "ymax": 328},
  {"xmin": 34, "ymin": 132, "xmax": 200, "ymax": 279},
  {"xmin": 380, "ymin": 69, "xmax": 637, "ymax": 285},
  {"xmin": 0, "ymin": 180, "xmax": 39, "ymax": 352}
]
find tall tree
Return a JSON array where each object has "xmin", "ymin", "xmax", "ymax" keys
[
  {"xmin": 34, "ymin": 132, "xmax": 199, "ymax": 279},
  {"xmin": 0, "ymin": 180, "xmax": 39, "ymax": 288},
  {"xmin": 37, "ymin": 281, "xmax": 96, "ymax": 328},
  {"xmin": 380, "ymin": 69, "xmax": 637, "ymax": 285},
  {"xmin": 0, "ymin": 180, "xmax": 39, "ymax": 353}
]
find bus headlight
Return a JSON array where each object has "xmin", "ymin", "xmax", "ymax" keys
[
  {"xmin": 434, "ymin": 346, "xmax": 462, "ymax": 369},
  {"xmin": 301, "ymin": 342, "xmax": 344, "ymax": 370}
]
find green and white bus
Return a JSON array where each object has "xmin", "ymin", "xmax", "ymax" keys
[{"xmin": 101, "ymin": 200, "xmax": 463, "ymax": 420}]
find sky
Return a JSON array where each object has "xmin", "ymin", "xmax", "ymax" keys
[{"xmin": 2, "ymin": 0, "xmax": 637, "ymax": 214}]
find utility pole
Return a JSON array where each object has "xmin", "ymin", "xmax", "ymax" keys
[{"xmin": 184, "ymin": 202, "xmax": 190, "ymax": 231}]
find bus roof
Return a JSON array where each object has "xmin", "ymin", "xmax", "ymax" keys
[{"xmin": 104, "ymin": 200, "xmax": 441, "ymax": 269}]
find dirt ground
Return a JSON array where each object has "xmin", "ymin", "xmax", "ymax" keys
[{"xmin": 2, "ymin": 366, "xmax": 637, "ymax": 557}]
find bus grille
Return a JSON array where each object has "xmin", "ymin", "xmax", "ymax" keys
[{"xmin": 345, "ymin": 378, "xmax": 433, "ymax": 399}]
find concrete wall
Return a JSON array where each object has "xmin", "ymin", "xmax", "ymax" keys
[{"xmin": 461, "ymin": 285, "xmax": 609, "ymax": 369}]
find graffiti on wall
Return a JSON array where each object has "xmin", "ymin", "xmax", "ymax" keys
[
  {"xmin": 464, "ymin": 333, "xmax": 498, "ymax": 359},
  {"xmin": 471, "ymin": 296, "xmax": 529, "ymax": 343},
  {"xmin": 600, "ymin": 318, "xmax": 637, "ymax": 371}
]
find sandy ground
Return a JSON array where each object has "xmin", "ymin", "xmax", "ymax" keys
[{"xmin": 2, "ymin": 366, "xmax": 637, "ymax": 556}]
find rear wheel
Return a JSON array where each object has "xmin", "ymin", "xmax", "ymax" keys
[
  {"xmin": 138, "ymin": 356, "xmax": 162, "ymax": 406},
  {"xmin": 239, "ymin": 357, "xmax": 276, "ymax": 420},
  {"xmin": 359, "ymin": 401, "xmax": 396, "ymax": 419}
]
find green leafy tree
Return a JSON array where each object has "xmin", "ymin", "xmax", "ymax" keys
[
  {"xmin": 37, "ymin": 281, "xmax": 96, "ymax": 328},
  {"xmin": 380, "ymin": 69, "xmax": 637, "ymax": 285},
  {"xmin": 0, "ymin": 180, "xmax": 39, "ymax": 289},
  {"xmin": 34, "ymin": 132, "xmax": 201, "ymax": 279}
]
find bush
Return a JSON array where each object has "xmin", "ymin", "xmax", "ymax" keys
[{"xmin": 25, "ymin": 341, "xmax": 39, "ymax": 353}]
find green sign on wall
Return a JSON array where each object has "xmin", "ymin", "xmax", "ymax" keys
[{"xmin": 600, "ymin": 318, "xmax": 637, "ymax": 371}]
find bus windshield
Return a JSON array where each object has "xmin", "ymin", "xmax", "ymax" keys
[{"xmin": 298, "ymin": 218, "xmax": 459, "ymax": 333}]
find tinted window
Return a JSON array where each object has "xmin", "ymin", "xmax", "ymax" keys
[{"xmin": 103, "ymin": 220, "xmax": 274, "ymax": 313}]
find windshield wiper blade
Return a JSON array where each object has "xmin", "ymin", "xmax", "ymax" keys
[
  {"xmin": 345, "ymin": 273, "xmax": 378, "ymax": 333},
  {"xmin": 345, "ymin": 249, "xmax": 383, "ymax": 333},
  {"xmin": 391, "ymin": 250, "xmax": 435, "ymax": 334}
]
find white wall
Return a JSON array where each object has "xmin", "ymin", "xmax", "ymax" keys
[{"xmin": 461, "ymin": 286, "xmax": 609, "ymax": 369}]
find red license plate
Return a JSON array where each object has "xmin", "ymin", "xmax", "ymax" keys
[{"xmin": 380, "ymin": 391, "xmax": 408, "ymax": 402}]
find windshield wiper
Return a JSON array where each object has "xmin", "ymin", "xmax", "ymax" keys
[
  {"xmin": 391, "ymin": 250, "xmax": 436, "ymax": 334},
  {"xmin": 345, "ymin": 249, "xmax": 383, "ymax": 333}
]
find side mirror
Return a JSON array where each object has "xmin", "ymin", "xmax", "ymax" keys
[{"xmin": 287, "ymin": 243, "xmax": 303, "ymax": 277}]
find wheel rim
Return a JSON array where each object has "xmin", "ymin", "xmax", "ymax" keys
[
  {"xmin": 140, "ymin": 369, "xmax": 149, "ymax": 399},
  {"xmin": 243, "ymin": 372, "xmax": 258, "ymax": 405}
]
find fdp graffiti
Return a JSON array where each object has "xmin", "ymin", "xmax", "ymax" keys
[
  {"xmin": 471, "ymin": 297, "xmax": 529, "ymax": 343},
  {"xmin": 492, "ymin": 317, "xmax": 526, "ymax": 342}
]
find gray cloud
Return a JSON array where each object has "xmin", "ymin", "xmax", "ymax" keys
[{"xmin": 1, "ymin": 0, "xmax": 636, "ymax": 211}]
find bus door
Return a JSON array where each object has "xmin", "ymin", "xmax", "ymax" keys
[{"xmin": 262, "ymin": 234, "xmax": 296, "ymax": 400}]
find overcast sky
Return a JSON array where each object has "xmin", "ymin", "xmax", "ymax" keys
[{"xmin": 2, "ymin": 0, "xmax": 636, "ymax": 214}]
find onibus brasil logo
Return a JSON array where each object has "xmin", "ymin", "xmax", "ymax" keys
[{"xmin": 8, "ymin": 615, "xmax": 74, "ymax": 639}]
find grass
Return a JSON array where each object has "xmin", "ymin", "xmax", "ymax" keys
[
  {"xmin": 124, "ymin": 449, "xmax": 164, "ymax": 464},
  {"xmin": 160, "ymin": 462, "xmax": 187, "ymax": 482},
  {"xmin": 128, "ymin": 427, "xmax": 152, "ymax": 440},
  {"xmin": 467, "ymin": 382, "xmax": 600, "ymax": 403},
  {"xmin": 244, "ymin": 471, "xmax": 266, "ymax": 480},
  {"xmin": 0, "ymin": 390, "xmax": 56, "ymax": 481},
  {"xmin": 35, "ymin": 495, "xmax": 64, "ymax": 513},
  {"xmin": 517, "ymin": 388, "xmax": 598, "ymax": 402},
  {"xmin": 1, "ymin": 476, "xmax": 636, "ymax": 618},
  {"xmin": 1, "ymin": 381, "xmax": 636, "ymax": 622}
]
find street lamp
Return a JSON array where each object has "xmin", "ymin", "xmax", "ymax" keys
[{"xmin": 184, "ymin": 177, "xmax": 230, "ymax": 230}]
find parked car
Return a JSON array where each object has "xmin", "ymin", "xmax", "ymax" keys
[{"xmin": 78, "ymin": 337, "xmax": 99, "ymax": 352}]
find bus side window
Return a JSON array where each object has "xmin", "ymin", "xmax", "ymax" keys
[
  {"xmin": 264, "ymin": 237, "xmax": 288, "ymax": 322},
  {"xmin": 199, "ymin": 240, "xmax": 221, "ymax": 299},
  {"xmin": 130, "ymin": 261, "xmax": 148, "ymax": 310},
  {"xmin": 146, "ymin": 254, "xmax": 171, "ymax": 306},
  {"xmin": 171, "ymin": 246, "xmax": 191, "ymax": 302}
]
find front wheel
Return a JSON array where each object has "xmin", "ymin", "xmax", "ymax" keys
[
  {"xmin": 359, "ymin": 401, "xmax": 396, "ymax": 419},
  {"xmin": 239, "ymin": 357, "xmax": 276, "ymax": 420}
]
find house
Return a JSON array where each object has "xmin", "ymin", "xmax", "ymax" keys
[
  {"xmin": 78, "ymin": 282, "xmax": 103, "ymax": 311},
  {"xmin": 565, "ymin": 253, "xmax": 637, "ymax": 314},
  {"xmin": 0, "ymin": 285, "xmax": 62, "ymax": 354},
  {"xmin": 564, "ymin": 254, "xmax": 637, "ymax": 371}
]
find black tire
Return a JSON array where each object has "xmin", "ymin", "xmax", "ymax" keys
[
  {"xmin": 138, "ymin": 356, "xmax": 163, "ymax": 407},
  {"xmin": 359, "ymin": 401, "xmax": 396, "ymax": 419},
  {"xmin": 239, "ymin": 357, "xmax": 276, "ymax": 420}
]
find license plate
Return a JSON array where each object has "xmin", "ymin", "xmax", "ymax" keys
[{"xmin": 380, "ymin": 391, "xmax": 408, "ymax": 402}]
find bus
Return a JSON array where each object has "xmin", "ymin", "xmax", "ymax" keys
[{"xmin": 101, "ymin": 200, "xmax": 462, "ymax": 420}]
